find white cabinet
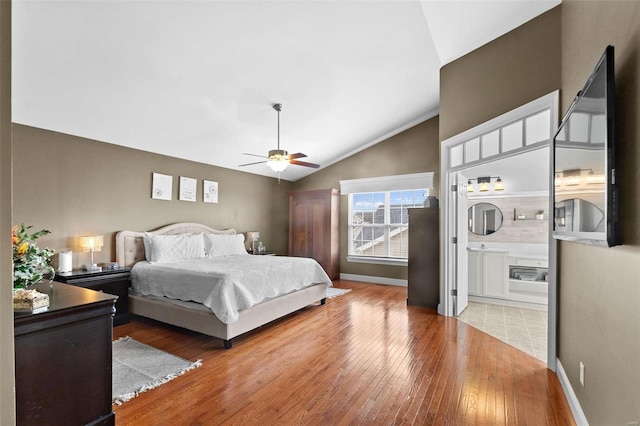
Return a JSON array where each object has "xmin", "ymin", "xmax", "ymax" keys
[
  {"xmin": 468, "ymin": 251, "xmax": 482, "ymax": 295},
  {"xmin": 508, "ymin": 257, "xmax": 548, "ymax": 305},
  {"xmin": 484, "ymin": 252, "xmax": 508, "ymax": 298},
  {"xmin": 468, "ymin": 250, "xmax": 508, "ymax": 299}
]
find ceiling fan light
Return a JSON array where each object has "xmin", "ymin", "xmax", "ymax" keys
[
  {"xmin": 239, "ymin": 104, "xmax": 319, "ymax": 175},
  {"xmin": 267, "ymin": 154, "xmax": 289, "ymax": 172}
]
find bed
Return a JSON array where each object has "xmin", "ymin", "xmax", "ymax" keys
[{"xmin": 115, "ymin": 222, "xmax": 331, "ymax": 348}]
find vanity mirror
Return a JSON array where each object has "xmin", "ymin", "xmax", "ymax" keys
[
  {"xmin": 468, "ymin": 203, "xmax": 503, "ymax": 235},
  {"xmin": 554, "ymin": 198, "xmax": 604, "ymax": 233}
]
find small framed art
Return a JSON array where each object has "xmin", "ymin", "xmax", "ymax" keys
[
  {"xmin": 179, "ymin": 176, "xmax": 197, "ymax": 202},
  {"xmin": 203, "ymin": 180, "xmax": 218, "ymax": 203},
  {"xmin": 151, "ymin": 173, "xmax": 172, "ymax": 201}
]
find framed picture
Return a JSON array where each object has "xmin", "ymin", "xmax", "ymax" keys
[
  {"xmin": 151, "ymin": 173, "xmax": 172, "ymax": 201},
  {"xmin": 203, "ymin": 180, "xmax": 218, "ymax": 203},
  {"xmin": 179, "ymin": 176, "xmax": 197, "ymax": 202}
]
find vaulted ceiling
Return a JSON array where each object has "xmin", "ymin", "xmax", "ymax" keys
[{"xmin": 12, "ymin": 0, "xmax": 560, "ymax": 182}]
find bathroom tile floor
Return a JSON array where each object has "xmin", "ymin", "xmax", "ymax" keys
[{"xmin": 457, "ymin": 301, "xmax": 547, "ymax": 363}]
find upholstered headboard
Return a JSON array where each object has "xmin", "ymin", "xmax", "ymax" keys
[{"xmin": 115, "ymin": 222, "xmax": 236, "ymax": 268}]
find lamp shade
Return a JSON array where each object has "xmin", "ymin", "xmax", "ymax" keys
[
  {"xmin": 493, "ymin": 178, "xmax": 505, "ymax": 191},
  {"xmin": 247, "ymin": 231, "xmax": 260, "ymax": 241},
  {"xmin": 586, "ymin": 171, "xmax": 605, "ymax": 185},
  {"xmin": 79, "ymin": 235, "xmax": 104, "ymax": 252}
]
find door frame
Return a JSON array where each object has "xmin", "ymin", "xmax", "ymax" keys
[{"xmin": 439, "ymin": 91, "xmax": 559, "ymax": 370}]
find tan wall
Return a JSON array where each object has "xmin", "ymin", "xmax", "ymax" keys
[
  {"xmin": 12, "ymin": 125, "xmax": 293, "ymax": 269},
  {"xmin": 439, "ymin": 7, "xmax": 561, "ymax": 142},
  {"xmin": 558, "ymin": 2, "xmax": 640, "ymax": 424},
  {"xmin": 0, "ymin": 0, "xmax": 15, "ymax": 423},
  {"xmin": 292, "ymin": 117, "xmax": 440, "ymax": 281}
]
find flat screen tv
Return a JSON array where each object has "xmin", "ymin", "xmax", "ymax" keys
[{"xmin": 553, "ymin": 45, "xmax": 621, "ymax": 247}]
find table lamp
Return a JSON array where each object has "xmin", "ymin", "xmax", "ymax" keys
[
  {"xmin": 80, "ymin": 235, "xmax": 104, "ymax": 272},
  {"xmin": 247, "ymin": 231, "xmax": 260, "ymax": 254}
]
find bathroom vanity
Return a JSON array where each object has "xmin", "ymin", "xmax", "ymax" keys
[{"xmin": 468, "ymin": 245, "xmax": 548, "ymax": 308}]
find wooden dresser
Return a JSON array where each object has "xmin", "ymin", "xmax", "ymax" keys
[
  {"xmin": 407, "ymin": 207, "xmax": 440, "ymax": 309},
  {"xmin": 288, "ymin": 188, "xmax": 339, "ymax": 280},
  {"xmin": 14, "ymin": 282, "xmax": 117, "ymax": 426}
]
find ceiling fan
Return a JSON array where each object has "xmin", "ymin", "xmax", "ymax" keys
[{"xmin": 239, "ymin": 103, "xmax": 320, "ymax": 174}]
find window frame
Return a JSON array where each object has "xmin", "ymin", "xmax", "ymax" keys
[
  {"xmin": 347, "ymin": 188, "xmax": 427, "ymax": 266},
  {"xmin": 340, "ymin": 172, "xmax": 434, "ymax": 267}
]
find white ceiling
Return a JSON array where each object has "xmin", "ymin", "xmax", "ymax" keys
[{"xmin": 12, "ymin": 0, "xmax": 560, "ymax": 182}]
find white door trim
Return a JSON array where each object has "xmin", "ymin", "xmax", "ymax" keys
[{"xmin": 439, "ymin": 90, "xmax": 559, "ymax": 371}]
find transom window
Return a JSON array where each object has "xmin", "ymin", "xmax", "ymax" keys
[
  {"xmin": 349, "ymin": 189, "xmax": 427, "ymax": 259},
  {"xmin": 449, "ymin": 108, "xmax": 552, "ymax": 169}
]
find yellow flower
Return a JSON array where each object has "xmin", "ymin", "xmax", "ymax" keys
[
  {"xmin": 12, "ymin": 225, "xmax": 19, "ymax": 246},
  {"xmin": 17, "ymin": 242, "xmax": 28, "ymax": 255},
  {"xmin": 12, "ymin": 223, "xmax": 54, "ymax": 288}
]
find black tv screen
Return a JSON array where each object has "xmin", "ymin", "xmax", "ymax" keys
[{"xmin": 553, "ymin": 45, "xmax": 621, "ymax": 246}]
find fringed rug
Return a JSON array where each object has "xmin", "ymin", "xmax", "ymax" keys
[
  {"xmin": 327, "ymin": 287, "xmax": 351, "ymax": 298},
  {"xmin": 112, "ymin": 336, "xmax": 202, "ymax": 405}
]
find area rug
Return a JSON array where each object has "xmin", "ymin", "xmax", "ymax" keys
[
  {"xmin": 112, "ymin": 336, "xmax": 202, "ymax": 405},
  {"xmin": 327, "ymin": 287, "xmax": 351, "ymax": 298}
]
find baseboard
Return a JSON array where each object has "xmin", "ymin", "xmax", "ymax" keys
[
  {"xmin": 468, "ymin": 295, "xmax": 547, "ymax": 311},
  {"xmin": 556, "ymin": 358, "xmax": 589, "ymax": 426},
  {"xmin": 339, "ymin": 273, "xmax": 407, "ymax": 287}
]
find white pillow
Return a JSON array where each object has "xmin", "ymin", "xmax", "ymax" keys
[
  {"xmin": 143, "ymin": 232, "xmax": 205, "ymax": 263},
  {"xmin": 203, "ymin": 233, "xmax": 247, "ymax": 257}
]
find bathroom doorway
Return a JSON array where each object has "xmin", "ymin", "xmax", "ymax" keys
[{"xmin": 440, "ymin": 91, "xmax": 558, "ymax": 370}]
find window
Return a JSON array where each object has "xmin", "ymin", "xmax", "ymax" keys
[
  {"xmin": 349, "ymin": 189, "xmax": 427, "ymax": 259},
  {"xmin": 447, "ymin": 107, "xmax": 552, "ymax": 170},
  {"xmin": 340, "ymin": 172, "xmax": 434, "ymax": 265}
]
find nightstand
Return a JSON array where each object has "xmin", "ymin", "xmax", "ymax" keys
[{"xmin": 55, "ymin": 268, "xmax": 131, "ymax": 325}]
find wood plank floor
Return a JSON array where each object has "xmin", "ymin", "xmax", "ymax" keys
[{"xmin": 112, "ymin": 280, "xmax": 575, "ymax": 425}]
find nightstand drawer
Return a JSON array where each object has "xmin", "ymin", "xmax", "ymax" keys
[{"xmin": 55, "ymin": 268, "xmax": 131, "ymax": 326}]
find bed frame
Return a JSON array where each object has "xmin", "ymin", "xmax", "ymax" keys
[{"xmin": 115, "ymin": 222, "xmax": 328, "ymax": 349}]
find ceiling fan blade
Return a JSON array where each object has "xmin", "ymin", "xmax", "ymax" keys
[
  {"xmin": 288, "ymin": 152, "xmax": 307, "ymax": 160},
  {"xmin": 290, "ymin": 159, "xmax": 320, "ymax": 169},
  {"xmin": 239, "ymin": 160, "xmax": 267, "ymax": 167},
  {"xmin": 242, "ymin": 153, "xmax": 268, "ymax": 159}
]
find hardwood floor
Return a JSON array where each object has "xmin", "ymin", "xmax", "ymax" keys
[{"xmin": 113, "ymin": 280, "xmax": 575, "ymax": 425}]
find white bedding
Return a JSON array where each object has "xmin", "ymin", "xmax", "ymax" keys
[{"xmin": 131, "ymin": 254, "xmax": 332, "ymax": 324}]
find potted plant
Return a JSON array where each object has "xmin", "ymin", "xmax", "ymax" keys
[
  {"xmin": 536, "ymin": 210, "xmax": 544, "ymax": 220},
  {"xmin": 12, "ymin": 224, "xmax": 55, "ymax": 311}
]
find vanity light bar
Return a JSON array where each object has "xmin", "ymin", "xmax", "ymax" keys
[
  {"xmin": 555, "ymin": 169, "xmax": 605, "ymax": 188},
  {"xmin": 467, "ymin": 176, "xmax": 505, "ymax": 193}
]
